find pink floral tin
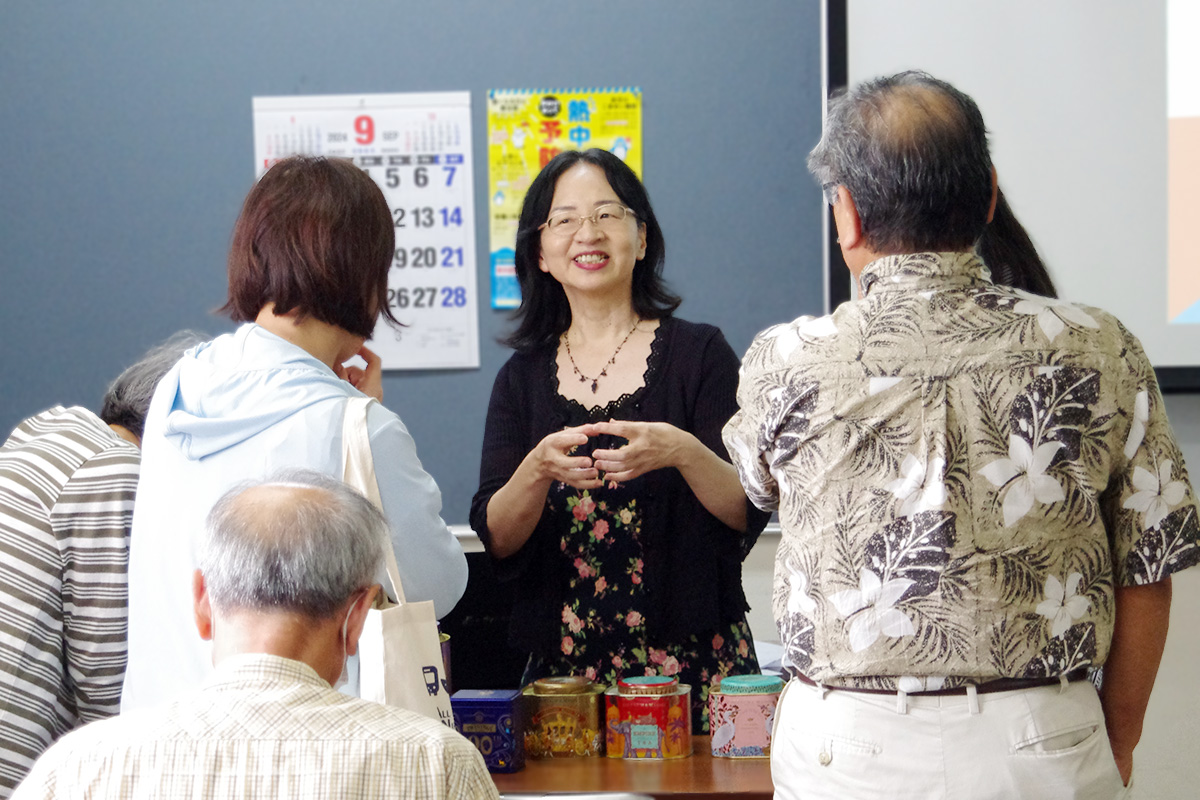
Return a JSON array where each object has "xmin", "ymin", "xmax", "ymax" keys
[{"xmin": 707, "ymin": 674, "xmax": 784, "ymax": 758}]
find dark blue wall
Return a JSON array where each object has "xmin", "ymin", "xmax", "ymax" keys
[{"xmin": 0, "ymin": 1, "xmax": 825, "ymax": 522}]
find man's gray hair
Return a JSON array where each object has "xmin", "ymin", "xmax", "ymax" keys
[
  {"xmin": 808, "ymin": 70, "xmax": 993, "ymax": 254},
  {"xmin": 100, "ymin": 330, "xmax": 207, "ymax": 439},
  {"xmin": 199, "ymin": 469, "xmax": 387, "ymax": 618}
]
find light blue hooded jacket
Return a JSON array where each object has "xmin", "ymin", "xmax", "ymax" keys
[{"xmin": 121, "ymin": 324, "xmax": 467, "ymax": 711}]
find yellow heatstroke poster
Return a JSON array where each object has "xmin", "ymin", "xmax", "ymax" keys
[{"xmin": 487, "ymin": 88, "xmax": 643, "ymax": 308}]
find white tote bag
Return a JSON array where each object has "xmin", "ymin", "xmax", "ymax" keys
[{"xmin": 341, "ymin": 396, "xmax": 454, "ymax": 728}]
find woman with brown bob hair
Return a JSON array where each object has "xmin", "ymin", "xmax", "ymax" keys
[
  {"xmin": 224, "ymin": 155, "xmax": 401, "ymax": 339},
  {"xmin": 121, "ymin": 156, "xmax": 467, "ymax": 711}
]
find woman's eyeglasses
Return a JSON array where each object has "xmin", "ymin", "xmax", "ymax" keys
[{"xmin": 538, "ymin": 203, "xmax": 636, "ymax": 237}]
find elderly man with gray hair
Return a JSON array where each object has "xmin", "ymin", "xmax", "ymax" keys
[
  {"xmin": 724, "ymin": 71, "xmax": 1199, "ymax": 799},
  {"xmin": 13, "ymin": 470, "xmax": 497, "ymax": 800}
]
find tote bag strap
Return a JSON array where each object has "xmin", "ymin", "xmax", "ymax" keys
[{"xmin": 341, "ymin": 396, "xmax": 408, "ymax": 605}]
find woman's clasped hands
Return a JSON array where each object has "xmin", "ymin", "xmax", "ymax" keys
[{"xmin": 534, "ymin": 420, "xmax": 689, "ymax": 489}]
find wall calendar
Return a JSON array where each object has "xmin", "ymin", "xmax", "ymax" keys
[{"xmin": 253, "ymin": 92, "xmax": 479, "ymax": 370}]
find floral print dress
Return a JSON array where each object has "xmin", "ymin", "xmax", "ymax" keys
[{"xmin": 522, "ymin": 395, "xmax": 758, "ymax": 733}]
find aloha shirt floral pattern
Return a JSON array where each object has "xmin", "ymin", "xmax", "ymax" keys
[
  {"xmin": 524, "ymin": 407, "xmax": 757, "ymax": 732},
  {"xmin": 723, "ymin": 252, "xmax": 1200, "ymax": 691}
]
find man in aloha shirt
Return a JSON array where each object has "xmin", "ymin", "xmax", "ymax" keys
[{"xmin": 723, "ymin": 71, "xmax": 1199, "ymax": 799}]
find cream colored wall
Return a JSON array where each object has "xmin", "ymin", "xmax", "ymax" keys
[
  {"xmin": 1141, "ymin": 566, "xmax": 1200, "ymax": 793},
  {"xmin": 743, "ymin": 531, "xmax": 780, "ymax": 645},
  {"xmin": 1141, "ymin": 397, "xmax": 1200, "ymax": 795}
]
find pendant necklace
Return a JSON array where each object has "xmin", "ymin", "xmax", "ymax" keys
[{"xmin": 563, "ymin": 320, "xmax": 640, "ymax": 393}]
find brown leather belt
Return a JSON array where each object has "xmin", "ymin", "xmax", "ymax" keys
[{"xmin": 794, "ymin": 669, "xmax": 1088, "ymax": 696}]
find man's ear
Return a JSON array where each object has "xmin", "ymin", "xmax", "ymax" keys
[
  {"xmin": 343, "ymin": 585, "xmax": 380, "ymax": 658},
  {"xmin": 987, "ymin": 167, "xmax": 998, "ymax": 223},
  {"xmin": 192, "ymin": 570, "xmax": 214, "ymax": 641},
  {"xmin": 832, "ymin": 185, "xmax": 864, "ymax": 251}
]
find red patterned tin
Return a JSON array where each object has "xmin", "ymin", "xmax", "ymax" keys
[{"xmin": 604, "ymin": 676, "xmax": 692, "ymax": 759}]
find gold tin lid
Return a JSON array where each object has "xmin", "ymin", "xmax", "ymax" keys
[
  {"xmin": 617, "ymin": 675, "xmax": 678, "ymax": 695},
  {"xmin": 531, "ymin": 675, "xmax": 596, "ymax": 695}
]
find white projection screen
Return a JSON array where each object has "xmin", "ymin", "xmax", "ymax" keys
[{"xmin": 843, "ymin": 0, "xmax": 1200, "ymax": 388}]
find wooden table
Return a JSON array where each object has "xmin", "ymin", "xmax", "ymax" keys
[{"xmin": 491, "ymin": 736, "xmax": 773, "ymax": 799}]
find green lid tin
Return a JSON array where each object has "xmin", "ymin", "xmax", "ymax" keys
[{"xmin": 716, "ymin": 674, "xmax": 785, "ymax": 695}]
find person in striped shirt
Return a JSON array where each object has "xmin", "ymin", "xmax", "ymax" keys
[{"xmin": 0, "ymin": 332, "xmax": 203, "ymax": 798}]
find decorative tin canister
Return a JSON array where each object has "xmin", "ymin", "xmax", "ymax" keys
[
  {"xmin": 707, "ymin": 674, "xmax": 784, "ymax": 758},
  {"xmin": 451, "ymin": 689, "xmax": 525, "ymax": 773},
  {"xmin": 604, "ymin": 675, "xmax": 692, "ymax": 760},
  {"xmin": 521, "ymin": 676, "xmax": 606, "ymax": 758}
]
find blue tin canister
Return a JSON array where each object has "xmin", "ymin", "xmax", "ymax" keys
[{"xmin": 451, "ymin": 688, "xmax": 526, "ymax": 772}]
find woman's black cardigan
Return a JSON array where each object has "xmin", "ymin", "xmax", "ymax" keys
[{"xmin": 469, "ymin": 317, "xmax": 771, "ymax": 655}]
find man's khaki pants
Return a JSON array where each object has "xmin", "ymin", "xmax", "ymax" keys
[{"xmin": 770, "ymin": 676, "xmax": 1131, "ymax": 799}]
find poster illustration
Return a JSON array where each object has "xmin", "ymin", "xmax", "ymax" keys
[{"xmin": 486, "ymin": 88, "xmax": 643, "ymax": 308}]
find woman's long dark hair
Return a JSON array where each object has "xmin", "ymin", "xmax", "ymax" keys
[
  {"xmin": 504, "ymin": 149, "xmax": 680, "ymax": 351},
  {"xmin": 977, "ymin": 187, "xmax": 1058, "ymax": 298}
]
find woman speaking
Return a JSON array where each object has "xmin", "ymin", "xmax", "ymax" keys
[{"xmin": 471, "ymin": 149, "xmax": 770, "ymax": 731}]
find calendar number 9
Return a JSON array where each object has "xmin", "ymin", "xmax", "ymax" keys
[{"xmin": 355, "ymin": 115, "xmax": 374, "ymax": 145}]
